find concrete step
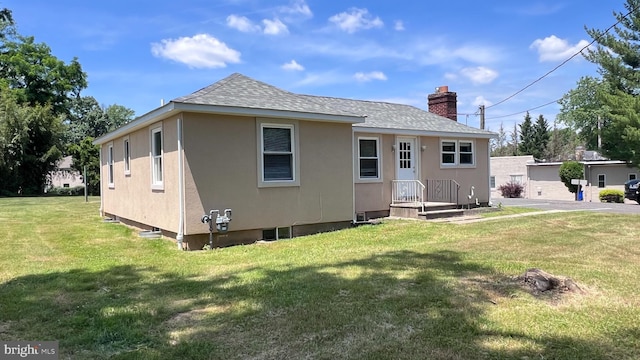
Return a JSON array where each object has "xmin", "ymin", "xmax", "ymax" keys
[{"xmin": 418, "ymin": 208, "xmax": 465, "ymax": 220}]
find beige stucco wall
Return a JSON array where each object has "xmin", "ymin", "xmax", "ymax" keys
[
  {"xmin": 100, "ymin": 118, "xmax": 180, "ymax": 232},
  {"xmin": 354, "ymin": 133, "xmax": 491, "ymax": 214},
  {"xmin": 354, "ymin": 133, "xmax": 394, "ymax": 214},
  {"xmin": 422, "ymin": 137, "xmax": 491, "ymax": 206},
  {"xmin": 182, "ymin": 113, "xmax": 354, "ymax": 235},
  {"xmin": 490, "ymin": 156, "xmax": 534, "ymax": 199}
]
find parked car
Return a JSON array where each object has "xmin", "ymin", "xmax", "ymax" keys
[{"xmin": 624, "ymin": 179, "xmax": 640, "ymax": 203}]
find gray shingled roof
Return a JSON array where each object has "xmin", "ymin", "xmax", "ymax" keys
[{"xmin": 173, "ymin": 73, "xmax": 495, "ymax": 136}]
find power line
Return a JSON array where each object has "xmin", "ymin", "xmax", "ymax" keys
[
  {"xmin": 486, "ymin": 98, "xmax": 561, "ymax": 120},
  {"xmin": 486, "ymin": 4, "xmax": 640, "ymax": 111}
]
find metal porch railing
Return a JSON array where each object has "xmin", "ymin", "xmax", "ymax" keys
[
  {"xmin": 392, "ymin": 180, "xmax": 426, "ymax": 212},
  {"xmin": 425, "ymin": 179, "xmax": 460, "ymax": 205}
]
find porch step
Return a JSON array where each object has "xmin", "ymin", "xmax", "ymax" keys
[
  {"xmin": 389, "ymin": 202, "xmax": 459, "ymax": 219},
  {"xmin": 418, "ymin": 208, "xmax": 465, "ymax": 220}
]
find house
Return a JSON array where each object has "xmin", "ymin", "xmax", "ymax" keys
[
  {"xmin": 491, "ymin": 152, "xmax": 637, "ymax": 201},
  {"xmin": 94, "ymin": 73, "xmax": 495, "ymax": 249},
  {"xmin": 47, "ymin": 155, "xmax": 83, "ymax": 190}
]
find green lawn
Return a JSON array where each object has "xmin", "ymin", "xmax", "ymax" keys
[{"xmin": 1, "ymin": 197, "xmax": 639, "ymax": 359}]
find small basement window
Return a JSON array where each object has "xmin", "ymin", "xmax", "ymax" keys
[{"xmin": 262, "ymin": 227, "xmax": 292, "ymax": 241}]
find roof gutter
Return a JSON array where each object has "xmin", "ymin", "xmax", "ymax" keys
[{"xmin": 352, "ymin": 126, "xmax": 497, "ymax": 139}]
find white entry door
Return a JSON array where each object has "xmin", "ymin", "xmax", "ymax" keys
[{"xmin": 396, "ymin": 137, "xmax": 417, "ymax": 181}]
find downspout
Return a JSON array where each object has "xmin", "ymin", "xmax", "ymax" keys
[
  {"xmin": 487, "ymin": 139, "xmax": 492, "ymax": 204},
  {"xmin": 177, "ymin": 117, "xmax": 185, "ymax": 250},
  {"xmin": 351, "ymin": 127, "xmax": 356, "ymax": 223},
  {"xmin": 99, "ymin": 145, "xmax": 104, "ymax": 217}
]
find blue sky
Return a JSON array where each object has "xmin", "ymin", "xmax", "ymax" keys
[{"xmin": 5, "ymin": 0, "xmax": 625, "ymax": 132}]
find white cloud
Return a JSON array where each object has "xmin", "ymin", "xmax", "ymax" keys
[
  {"xmin": 282, "ymin": 60, "xmax": 304, "ymax": 71},
  {"xmin": 226, "ymin": 14, "xmax": 260, "ymax": 33},
  {"xmin": 151, "ymin": 34, "xmax": 241, "ymax": 69},
  {"xmin": 280, "ymin": 0, "xmax": 312, "ymax": 18},
  {"xmin": 354, "ymin": 71, "xmax": 387, "ymax": 82},
  {"xmin": 530, "ymin": 35, "xmax": 590, "ymax": 62},
  {"xmin": 394, "ymin": 20, "xmax": 405, "ymax": 31},
  {"xmin": 460, "ymin": 66, "xmax": 499, "ymax": 84},
  {"xmin": 444, "ymin": 72, "xmax": 458, "ymax": 81},
  {"xmin": 329, "ymin": 8, "xmax": 383, "ymax": 33},
  {"xmin": 263, "ymin": 18, "xmax": 289, "ymax": 35},
  {"xmin": 472, "ymin": 96, "xmax": 493, "ymax": 107}
]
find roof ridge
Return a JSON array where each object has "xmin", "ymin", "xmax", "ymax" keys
[{"xmin": 173, "ymin": 73, "xmax": 246, "ymax": 102}]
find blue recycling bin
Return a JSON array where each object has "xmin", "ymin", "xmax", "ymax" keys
[{"xmin": 577, "ymin": 190, "xmax": 583, "ymax": 201}]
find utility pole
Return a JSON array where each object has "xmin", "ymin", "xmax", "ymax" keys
[
  {"xmin": 479, "ymin": 105, "xmax": 485, "ymax": 130},
  {"xmin": 597, "ymin": 115, "xmax": 602, "ymax": 150}
]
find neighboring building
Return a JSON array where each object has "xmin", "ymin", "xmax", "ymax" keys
[
  {"xmin": 94, "ymin": 73, "xmax": 495, "ymax": 249},
  {"xmin": 491, "ymin": 153, "xmax": 637, "ymax": 201},
  {"xmin": 48, "ymin": 156, "xmax": 83, "ymax": 189},
  {"xmin": 489, "ymin": 155, "xmax": 534, "ymax": 199}
]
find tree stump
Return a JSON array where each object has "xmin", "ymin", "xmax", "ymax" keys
[{"xmin": 522, "ymin": 268, "xmax": 583, "ymax": 293}]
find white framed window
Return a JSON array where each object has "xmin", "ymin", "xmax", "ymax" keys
[
  {"xmin": 511, "ymin": 175, "xmax": 523, "ymax": 184},
  {"xmin": 441, "ymin": 140, "xmax": 456, "ymax": 165},
  {"xmin": 260, "ymin": 123, "xmax": 297, "ymax": 184},
  {"xmin": 107, "ymin": 143, "xmax": 114, "ymax": 188},
  {"xmin": 459, "ymin": 141, "xmax": 474, "ymax": 165},
  {"xmin": 123, "ymin": 136, "xmax": 131, "ymax": 175},
  {"xmin": 358, "ymin": 137, "xmax": 380, "ymax": 180},
  {"xmin": 629, "ymin": 173, "xmax": 637, "ymax": 181},
  {"xmin": 150, "ymin": 125, "xmax": 163, "ymax": 189},
  {"xmin": 490, "ymin": 176, "xmax": 496, "ymax": 189},
  {"xmin": 440, "ymin": 139, "xmax": 475, "ymax": 167},
  {"xmin": 598, "ymin": 174, "xmax": 606, "ymax": 188}
]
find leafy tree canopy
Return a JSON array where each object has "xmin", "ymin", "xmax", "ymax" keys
[
  {"xmin": 0, "ymin": 83, "xmax": 64, "ymax": 195},
  {"xmin": 570, "ymin": 0, "xmax": 640, "ymax": 165},
  {"xmin": 559, "ymin": 161, "xmax": 584, "ymax": 195}
]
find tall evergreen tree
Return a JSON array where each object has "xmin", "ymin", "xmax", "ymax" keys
[
  {"xmin": 582, "ymin": 0, "xmax": 640, "ymax": 165},
  {"xmin": 532, "ymin": 114, "xmax": 550, "ymax": 159},
  {"xmin": 518, "ymin": 112, "xmax": 536, "ymax": 156}
]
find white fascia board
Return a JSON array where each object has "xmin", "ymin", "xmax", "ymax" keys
[
  {"xmin": 352, "ymin": 126, "xmax": 496, "ymax": 139},
  {"xmin": 94, "ymin": 103, "xmax": 179, "ymax": 145}
]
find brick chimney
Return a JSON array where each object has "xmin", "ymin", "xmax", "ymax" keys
[{"xmin": 428, "ymin": 86, "xmax": 457, "ymax": 121}]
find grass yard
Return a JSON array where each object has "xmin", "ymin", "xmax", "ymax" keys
[{"xmin": 0, "ymin": 197, "xmax": 639, "ymax": 359}]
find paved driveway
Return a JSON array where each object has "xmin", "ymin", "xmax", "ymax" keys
[{"xmin": 492, "ymin": 197, "xmax": 640, "ymax": 215}]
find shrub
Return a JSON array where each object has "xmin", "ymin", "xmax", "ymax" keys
[
  {"xmin": 497, "ymin": 182, "xmax": 525, "ymax": 198},
  {"xmin": 46, "ymin": 186, "xmax": 85, "ymax": 196},
  {"xmin": 599, "ymin": 189, "xmax": 624, "ymax": 203}
]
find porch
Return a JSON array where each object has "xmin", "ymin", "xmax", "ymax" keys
[{"xmin": 390, "ymin": 179, "xmax": 463, "ymax": 220}]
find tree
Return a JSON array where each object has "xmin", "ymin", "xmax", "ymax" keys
[
  {"xmin": 490, "ymin": 122, "xmax": 508, "ymax": 156},
  {"xmin": 511, "ymin": 123, "xmax": 519, "ymax": 156},
  {"xmin": 67, "ymin": 137, "xmax": 100, "ymax": 195},
  {"xmin": 557, "ymin": 76, "xmax": 608, "ymax": 151},
  {"xmin": 518, "ymin": 112, "xmax": 536, "ymax": 156},
  {"xmin": 0, "ymin": 86, "xmax": 64, "ymax": 195},
  {"xmin": 65, "ymin": 97, "xmax": 135, "ymax": 144},
  {"xmin": 580, "ymin": 0, "xmax": 640, "ymax": 165},
  {"xmin": 559, "ymin": 161, "xmax": 584, "ymax": 198},
  {"xmin": 532, "ymin": 114, "xmax": 550, "ymax": 159},
  {"xmin": 0, "ymin": 34, "xmax": 87, "ymax": 116},
  {"xmin": 546, "ymin": 126, "xmax": 579, "ymax": 161}
]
